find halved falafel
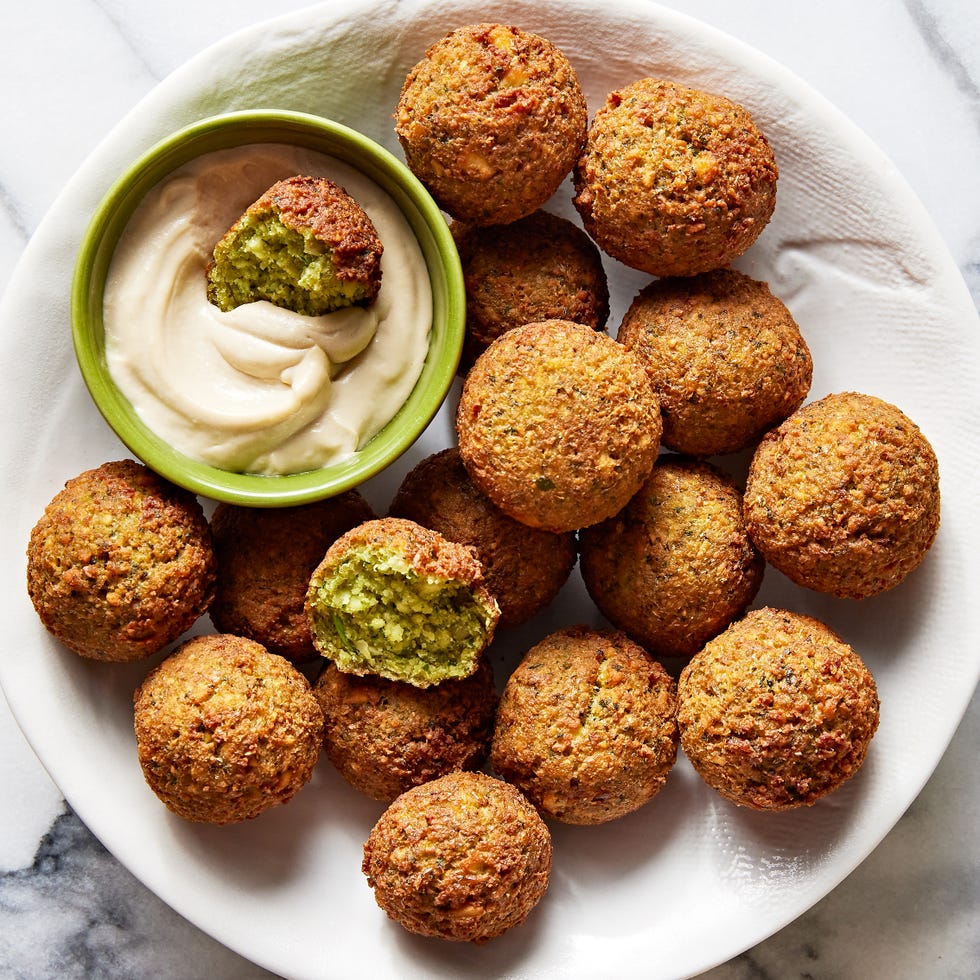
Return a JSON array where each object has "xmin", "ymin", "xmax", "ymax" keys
[{"xmin": 305, "ymin": 518, "xmax": 500, "ymax": 687}]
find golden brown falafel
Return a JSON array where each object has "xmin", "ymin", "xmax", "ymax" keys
[
  {"xmin": 573, "ymin": 78, "xmax": 778, "ymax": 277},
  {"xmin": 743, "ymin": 392, "xmax": 940, "ymax": 599},
  {"xmin": 395, "ymin": 23, "xmax": 587, "ymax": 225},
  {"xmin": 313, "ymin": 656, "xmax": 498, "ymax": 802},
  {"xmin": 208, "ymin": 491, "xmax": 375, "ymax": 664},
  {"xmin": 456, "ymin": 319, "xmax": 662, "ymax": 533},
  {"xmin": 579, "ymin": 456, "xmax": 764, "ymax": 659},
  {"xmin": 206, "ymin": 175, "xmax": 383, "ymax": 315},
  {"xmin": 26, "ymin": 459, "xmax": 215, "ymax": 662},
  {"xmin": 491, "ymin": 626, "xmax": 678, "ymax": 825},
  {"xmin": 362, "ymin": 770, "xmax": 552, "ymax": 943},
  {"xmin": 618, "ymin": 269, "xmax": 812, "ymax": 456},
  {"xmin": 133, "ymin": 633, "xmax": 324, "ymax": 824},
  {"xmin": 452, "ymin": 209, "xmax": 609, "ymax": 370},
  {"xmin": 677, "ymin": 607, "xmax": 880, "ymax": 810},
  {"xmin": 305, "ymin": 517, "xmax": 500, "ymax": 687},
  {"xmin": 389, "ymin": 448, "xmax": 576, "ymax": 628}
]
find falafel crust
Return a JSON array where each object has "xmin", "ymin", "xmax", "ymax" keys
[
  {"xmin": 133, "ymin": 633, "xmax": 324, "ymax": 824},
  {"xmin": 456, "ymin": 319, "xmax": 662, "ymax": 533},
  {"xmin": 389, "ymin": 448, "xmax": 576, "ymax": 627},
  {"xmin": 206, "ymin": 175, "xmax": 383, "ymax": 315},
  {"xmin": 452, "ymin": 210, "xmax": 609, "ymax": 370},
  {"xmin": 208, "ymin": 491, "xmax": 375, "ymax": 664},
  {"xmin": 362, "ymin": 770, "xmax": 552, "ymax": 943},
  {"xmin": 305, "ymin": 517, "xmax": 500, "ymax": 687},
  {"xmin": 677, "ymin": 607, "xmax": 880, "ymax": 810},
  {"xmin": 395, "ymin": 23, "xmax": 587, "ymax": 225},
  {"xmin": 743, "ymin": 391, "xmax": 940, "ymax": 599},
  {"xmin": 26, "ymin": 459, "xmax": 215, "ymax": 662},
  {"xmin": 618, "ymin": 269, "xmax": 812, "ymax": 456},
  {"xmin": 579, "ymin": 456, "xmax": 764, "ymax": 659},
  {"xmin": 573, "ymin": 78, "xmax": 778, "ymax": 277},
  {"xmin": 314, "ymin": 657, "xmax": 499, "ymax": 802},
  {"xmin": 491, "ymin": 626, "xmax": 678, "ymax": 825}
]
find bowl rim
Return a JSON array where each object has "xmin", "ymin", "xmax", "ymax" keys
[{"xmin": 70, "ymin": 108, "xmax": 464, "ymax": 506}]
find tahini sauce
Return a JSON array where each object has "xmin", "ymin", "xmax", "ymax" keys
[{"xmin": 103, "ymin": 144, "xmax": 432, "ymax": 475}]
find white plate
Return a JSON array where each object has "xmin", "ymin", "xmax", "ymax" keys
[{"xmin": 2, "ymin": 1, "xmax": 979, "ymax": 978}]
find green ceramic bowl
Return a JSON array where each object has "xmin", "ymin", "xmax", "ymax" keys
[{"xmin": 71, "ymin": 110, "xmax": 464, "ymax": 506}]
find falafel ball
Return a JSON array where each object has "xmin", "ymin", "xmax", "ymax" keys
[
  {"xmin": 618, "ymin": 269, "xmax": 812, "ymax": 456},
  {"xmin": 26, "ymin": 459, "xmax": 215, "ymax": 662},
  {"xmin": 362, "ymin": 770, "xmax": 552, "ymax": 943},
  {"xmin": 208, "ymin": 491, "xmax": 375, "ymax": 664},
  {"xmin": 491, "ymin": 626, "xmax": 678, "ymax": 825},
  {"xmin": 573, "ymin": 78, "xmax": 778, "ymax": 277},
  {"xmin": 395, "ymin": 23, "xmax": 587, "ymax": 225},
  {"xmin": 133, "ymin": 633, "xmax": 324, "ymax": 824},
  {"xmin": 389, "ymin": 448, "xmax": 576, "ymax": 628},
  {"xmin": 579, "ymin": 456, "xmax": 764, "ymax": 659},
  {"xmin": 677, "ymin": 607, "xmax": 880, "ymax": 810},
  {"xmin": 452, "ymin": 209, "xmax": 609, "ymax": 370},
  {"xmin": 313, "ymin": 656, "xmax": 498, "ymax": 802},
  {"xmin": 206, "ymin": 175, "xmax": 383, "ymax": 315},
  {"xmin": 743, "ymin": 392, "xmax": 940, "ymax": 599},
  {"xmin": 456, "ymin": 319, "xmax": 662, "ymax": 533},
  {"xmin": 305, "ymin": 518, "xmax": 500, "ymax": 688}
]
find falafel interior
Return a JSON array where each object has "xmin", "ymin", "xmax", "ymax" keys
[
  {"xmin": 206, "ymin": 176, "xmax": 382, "ymax": 316},
  {"xmin": 307, "ymin": 543, "xmax": 498, "ymax": 688}
]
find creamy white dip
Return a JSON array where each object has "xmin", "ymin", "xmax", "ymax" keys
[{"xmin": 103, "ymin": 144, "xmax": 432, "ymax": 475}]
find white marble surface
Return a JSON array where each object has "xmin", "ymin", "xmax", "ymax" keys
[{"xmin": 1, "ymin": 1, "xmax": 978, "ymax": 977}]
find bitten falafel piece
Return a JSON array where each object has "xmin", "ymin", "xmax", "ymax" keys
[
  {"xmin": 579, "ymin": 456, "xmax": 764, "ymax": 659},
  {"xmin": 491, "ymin": 626, "xmax": 678, "ymax": 825},
  {"xmin": 362, "ymin": 771, "xmax": 552, "ymax": 943},
  {"xmin": 133, "ymin": 633, "xmax": 324, "ymax": 824},
  {"xmin": 26, "ymin": 459, "xmax": 215, "ymax": 662},
  {"xmin": 573, "ymin": 78, "xmax": 778, "ymax": 277},
  {"xmin": 456, "ymin": 319, "xmax": 662, "ymax": 533},
  {"xmin": 314, "ymin": 656, "xmax": 498, "ymax": 802},
  {"xmin": 389, "ymin": 448, "xmax": 576, "ymax": 628},
  {"xmin": 677, "ymin": 607, "xmax": 880, "ymax": 810},
  {"xmin": 395, "ymin": 23, "xmax": 587, "ymax": 225},
  {"xmin": 452, "ymin": 210, "xmax": 609, "ymax": 370},
  {"xmin": 305, "ymin": 518, "xmax": 500, "ymax": 688},
  {"xmin": 618, "ymin": 269, "xmax": 812, "ymax": 456},
  {"xmin": 206, "ymin": 175, "xmax": 383, "ymax": 315},
  {"xmin": 208, "ymin": 491, "xmax": 375, "ymax": 664},
  {"xmin": 743, "ymin": 392, "xmax": 940, "ymax": 599}
]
